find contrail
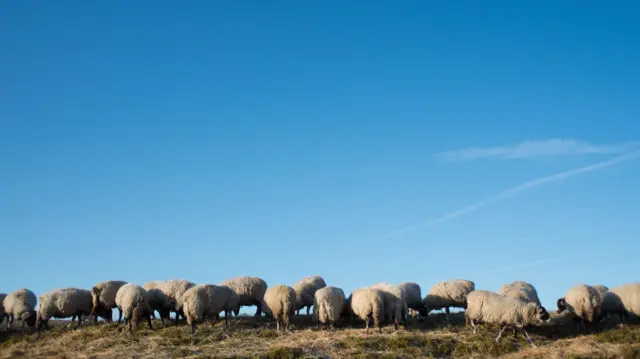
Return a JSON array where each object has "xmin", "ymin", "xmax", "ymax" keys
[
  {"xmin": 365, "ymin": 151, "xmax": 639, "ymax": 242},
  {"xmin": 479, "ymin": 257, "xmax": 562, "ymax": 275}
]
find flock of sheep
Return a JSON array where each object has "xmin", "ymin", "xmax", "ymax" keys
[{"xmin": 1, "ymin": 276, "xmax": 639, "ymax": 348}]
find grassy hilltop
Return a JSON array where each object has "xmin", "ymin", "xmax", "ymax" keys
[{"xmin": 1, "ymin": 312, "xmax": 639, "ymax": 359}]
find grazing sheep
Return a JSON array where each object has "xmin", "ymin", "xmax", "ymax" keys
[
  {"xmin": 142, "ymin": 281, "xmax": 176, "ymax": 326},
  {"xmin": 36, "ymin": 288, "xmax": 95, "ymax": 333},
  {"xmin": 292, "ymin": 276, "xmax": 326, "ymax": 316},
  {"xmin": 370, "ymin": 282, "xmax": 408, "ymax": 330},
  {"xmin": 465, "ymin": 290, "xmax": 550, "ymax": 347},
  {"xmin": 220, "ymin": 276, "xmax": 268, "ymax": 316},
  {"xmin": 3, "ymin": 288, "xmax": 37, "ymax": 331},
  {"xmin": 497, "ymin": 281, "xmax": 541, "ymax": 306},
  {"xmin": 182, "ymin": 284, "xmax": 238, "ymax": 335},
  {"xmin": 115, "ymin": 284, "xmax": 153, "ymax": 332},
  {"xmin": 398, "ymin": 282, "xmax": 423, "ymax": 315},
  {"xmin": 348, "ymin": 288, "xmax": 384, "ymax": 334},
  {"xmin": 423, "ymin": 279, "xmax": 475, "ymax": 321},
  {"xmin": 557, "ymin": 284, "xmax": 603, "ymax": 334},
  {"xmin": 144, "ymin": 279, "xmax": 194, "ymax": 324},
  {"xmin": 312, "ymin": 286, "xmax": 347, "ymax": 329},
  {"xmin": 599, "ymin": 283, "xmax": 640, "ymax": 324},
  {"xmin": 91, "ymin": 280, "xmax": 127, "ymax": 324},
  {"xmin": 592, "ymin": 285, "xmax": 609, "ymax": 296},
  {"xmin": 0, "ymin": 294, "xmax": 6, "ymax": 328},
  {"xmin": 262, "ymin": 284, "xmax": 296, "ymax": 332}
]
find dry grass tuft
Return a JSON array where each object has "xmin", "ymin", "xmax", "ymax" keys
[{"xmin": 0, "ymin": 312, "xmax": 639, "ymax": 358}]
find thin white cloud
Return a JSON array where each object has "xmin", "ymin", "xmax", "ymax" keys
[
  {"xmin": 366, "ymin": 151, "xmax": 639, "ymax": 242},
  {"xmin": 479, "ymin": 257, "xmax": 562, "ymax": 275},
  {"xmin": 435, "ymin": 138, "xmax": 638, "ymax": 162}
]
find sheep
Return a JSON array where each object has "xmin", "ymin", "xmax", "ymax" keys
[
  {"xmin": 370, "ymin": 282, "xmax": 408, "ymax": 330},
  {"xmin": 220, "ymin": 276, "xmax": 268, "ymax": 316},
  {"xmin": 398, "ymin": 282, "xmax": 423, "ymax": 316},
  {"xmin": 142, "ymin": 281, "xmax": 177, "ymax": 326},
  {"xmin": 91, "ymin": 280, "xmax": 127, "ymax": 324},
  {"xmin": 557, "ymin": 284, "xmax": 603, "ymax": 334},
  {"xmin": 0, "ymin": 294, "xmax": 6, "ymax": 329},
  {"xmin": 35, "ymin": 288, "xmax": 96, "ymax": 334},
  {"xmin": 292, "ymin": 275, "xmax": 326, "ymax": 315},
  {"xmin": 114, "ymin": 283, "xmax": 153, "ymax": 332},
  {"xmin": 422, "ymin": 279, "xmax": 475, "ymax": 322},
  {"xmin": 465, "ymin": 290, "xmax": 550, "ymax": 347},
  {"xmin": 181, "ymin": 284, "xmax": 239, "ymax": 335},
  {"xmin": 142, "ymin": 279, "xmax": 194, "ymax": 324},
  {"xmin": 592, "ymin": 285, "xmax": 609, "ymax": 296},
  {"xmin": 312, "ymin": 286, "xmax": 347, "ymax": 329},
  {"xmin": 2, "ymin": 288, "xmax": 37, "ymax": 331},
  {"xmin": 262, "ymin": 284, "xmax": 296, "ymax": 332},
  {"xmin": 497, "ymin": 281, "xmax": 541, "ymax": 306},
  {"xmin": 599, "ymin": 283, "xmax": 640, "ymax": 325},
  {"xmin": 348, "ymin": 288, "xmax": 385, "ymax": 334}
]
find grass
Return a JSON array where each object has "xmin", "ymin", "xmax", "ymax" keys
[{"xmin": 1, "ymin": 312, "xmax": 639, "ymax": 358}]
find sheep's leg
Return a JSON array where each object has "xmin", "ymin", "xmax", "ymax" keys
[
  {"xmin": 365, "ymin": 317, "xmax": 370, "ymax": 334},
  {"xmin": 8, "ymin": 314, "xmax": 14, "ymax": 329},
  {"xmin": 224, "ymin": 312, "xmax": 229, "ymax": 328},
  {"xmin": 77, "ymin": 313, "xmax": 83, "ymax": 327},
  {"xmin": 147, "ymin": 315, "xmax": 153, "ymax": 330},
  {"xmin": 255, "ymin": 302, "xmax": 262, "ymax": 316},
  {"xmin": 306, "ymin": 305, "xmax": 311, "ymax": 316},
  {"xmin": 128, "ymin": 318, "xmax": 133, "ymax": 332},
  {"xmin": 445, "ymin": 307, "xmax": 451, "ymax": 323},
  {"xmin": 276, "ymin": 317, "xmax": 281, "ymax": 332},
  {"xmin": 520, "ymin": 327, "xmax": 536, "ymax": 348},
  {"xmin": 512, "ymin": 327, "xmax": 518, "ymax": 339},
  {"xmin": 465, "ymin": 314, "xmax": 470, "ymax": 327},
  {"xmin": 470, "ymin": 319, "xmax": 477, "ymax": 334},
  {"xmin": 495, "ymin": 325, "xmax": 507, "ymax": 342},
  {"xmin": 117, "ymin": 308, "xmax": 123, "ymax": 324}
]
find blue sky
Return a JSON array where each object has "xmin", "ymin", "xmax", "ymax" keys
[{"xmin": 1, "ymin": 0, "xmax": 639, "ymax": 311}]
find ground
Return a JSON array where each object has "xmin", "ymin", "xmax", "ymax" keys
[{"xmin": 1, "ymin": 312, "xmax": 639, "ymax": 358}]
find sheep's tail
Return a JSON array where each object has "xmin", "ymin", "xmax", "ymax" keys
[{"xmin": 372, "ymin": 296, "xmax": 384, "ymax": 330}]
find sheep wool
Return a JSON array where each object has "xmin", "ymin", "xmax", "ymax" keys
[
  {"xmin": 91, "ymin": 280, "xmax": 127, "ymax": 323},
  {"xmin": 36, "ymin": 288, "xmax": 94, "ymax": 333},
  {"xmin": 423, "ymin": 279, "xmax": 475, "ymax": 318},
  {"xmin": 182, "ymin": 284, "xmax": 238, "ymax": 334},
  {"xmin": 370, "ymin": 282, "xmax": 408, "ymax": 330},
  {"xmin": 2, "ymin": 288, "xmax": 37, "ymax": 330},
  {"xmin": 558, "ymin": 284, "xmax": 603, "ymax": 324},
  {"xmin": 312, "ymin": 286, "xmax": 346, "ymax": 327},
  {"xmin": 0, "ymin": 294, "xmax": 6, "ymax": 326},
  {"xmin": 115, "ymin": 283, "xmax": 153, "ymax": 332},
  {"xmin": 292, "ymin": 276, "xmax": 327, "ymax": 315},
  {"xmin": 162, "ymin": 279, "xmax": 196, "ymax": 318},
  {"xmin": 497, "ymin": 281, "xmax": 541, "ymax": 306},
  {"xmin": 220, "ymin": 276, "xmax": 268, "ymax": 316},
  {"xmin": 262, "ymin": 284, "xmax": 296, "ymax": 332},
  {"xmin": 398, "ymin": 282, "xmax": 422, "ymax": 312},
  {"xmin": 465, "ymin": 290, "xmax": 549, "ymax": 347},
  {"xmin": 348, "ymin": 288, "xmax": 384, "ymax": 334},
  {"xmin": 602, "ymin": 282, "xmax": 640, "ymax": 322}
]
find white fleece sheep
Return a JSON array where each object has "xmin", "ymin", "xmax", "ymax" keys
[
  {"xmin": 465, "ymin": 290, "xmax": 550, "ymax": 347},
  {"xmin": 370, "ymin": 282, "xmax": 408, "ymax": 330},
  {"xmin": 600, "ymin": 282, "xmax": 640, "ymax": 324},
  {"xmin": 115, "ymin": 283, "xmax": 153, "ymax": 332},
  {"xmin": 36, "ymin": 288, "xmax": 94, "ymax": 334},
  {"xmin": 2, "ymin": 288, "xmax": 37, "ymax": 331},
  {"xmin": 262, "ymin": 284, "xmax": 296, "ymax": 332},
  {"xmin": 142, "ymin": 281, "xmax": 176, "ymax": 326},
  {"xmin": 398, "ymin": 282, "xmax": 422, "ymax": 314},
  {"xmin": 423, "ymin": 279, "xmax": 475, "ymax": 321},
  {"xmin": 557, "ymin": 284, "xmax": 603, "ymax": 334},
  {"xmin": 182, "ymin": 284, "xmax": 239, "ymax": 334},
  {"xmin": 91, "ymin": 280, "xmax": 127, "ymax": 324},
  {"xmin": 497, "ymin": 281, "xmax": 541, "ymax": 306},
  {"xmin": 312, "ymin": 286, "xmax": 347, "ymax": 328},
  {"xmin": 348, "ymin": 288, "xmax": 385, "ymax": 334},
  {"xmin": 220, "ymin": 276, "xmax": 268, "ymax": 316},
  {"xmin": 146, "ymin": 279, "xmax": 195, "ymax": 323},
  {"xmin": 592, "ymin": 285, "xmax": 609, "ymax": 296},
  {"xmin": 292, "ymin": 276, "xmax": 326, "ymax": 315}
]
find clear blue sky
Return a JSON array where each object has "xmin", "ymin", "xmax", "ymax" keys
[{"xmin": 2, "ymin": 0, "xmax": 639, "ymax": 311}]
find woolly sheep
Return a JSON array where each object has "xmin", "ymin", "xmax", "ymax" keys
[
  {"xmin": 292, "ymin": 276, "xmax": 326, "ymax": 315},
  {"xmin": 142, "ymin": 281, "xmax": 177, "ymax": 326},
  {"xmin": 370, "ymin": 282, "xmax": 408, "ymax": 330},
  {"xmin": 312, "ymin": 286, "xmax": 347, "ymax": 329},
  {"xmin": 115, "ymin": 283, "xmax": 153, "ymax": 332},
  {"xmin": 36, "ymin": 288, "xmax": 95, "ymax": 333},
  {"xmin": 0, "ymin": 294, "xmax": 6, "ymax": 328},
  {"xmin": 422, "ymin": 279, "xmax": 475, "ymax": 321},
  {"xmin": 182, "ymin": 284, "xmax": 238, "ymax": 335},
  {"xmin": 557, "ymin": 284, "xmax": 603, "ymax": 334},
  {"xmin": 91, "ymin": 280, "xmax": 127, "ymax": 324},
  {"xmin": 465, "ymin": 290, "xmax": 550, "ymax": 347},
  {"xmin": 592, "ymin": 285, "xmax": 609, "ymax": 296},
  {"xmin": 398, "ymin": 282, "xmax": 422, "ymax": 314},
  {"xmin": 262, "ymin": 284, "xmax": 296, "ymax": 332},
  {"xmin": 599, "ymin": 282, "xmax": 640, "ymax": 324},
  {"xmin": 3, "ymin": 288, "xmax": 37, "ymax": 331},
  {"xmin": 348, "ymin": 288, "xmax": 384, "ymax": 334},
  {"xmin": 497, "ymin": 281, "xmax": 541, "ymax": 306},
  {"xmin": 220, "ymin": 276, "xmax": 268, "ymax": 316},
  {"xmin": 144, "ymin": 279, "xmax": 195, "ymax": 324}
]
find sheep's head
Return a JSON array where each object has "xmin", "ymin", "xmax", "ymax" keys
[
  {"xmin": 556, "ymin": 298, "xmax": 567, "ymax": 313},
  {"xmin": 537, "ymin": 305, "xmax": 550, "ymax": 322},
  {"xmin": 21, "ymin": 311, "xmax": 37, "ymax": 327},
  {"xmin": 417, "ymin": 303, "xmax": 428, "ymax": 317}
]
